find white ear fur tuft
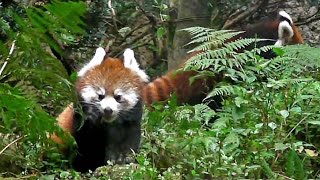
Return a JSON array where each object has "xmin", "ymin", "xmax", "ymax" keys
[
  {"xmin": 275, "ymin": 21, "xmax": 294, "ymax": 46},
  {"xmin": 123, "ymin": 48, "xmax": 149, "ymax": 83},
  {"xmin": 78, "ymin": 47, "xmax": 106, "ymax": 77},
  {"xmin": 279, "ymin": 10, "xmax": 293, "ymax": 24}
]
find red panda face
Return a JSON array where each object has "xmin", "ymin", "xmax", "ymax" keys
[
  {"xmin": 275, "ymin": 11, "xmax": 304, "ymax": 46},
  {"xmin": 235, "ymin": 10, "xmax": 303, "ymax": 48},
  {"xmin": 76, "ymin": 48, "xmax": 149, "ymax": 124},
  {"xmin": 78, "ymin": 82, "xmax": 140, "ymax": 123}
]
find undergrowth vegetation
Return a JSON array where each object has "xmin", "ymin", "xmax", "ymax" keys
[
  {"xmin": 91, "ymin": 27, "xmax": 320, "ymax": 179},
  {"xmin": 0, "ymin": 0, "xmax": 85, "ymax": 175},
  {"xmin": 0, "ymin": 1, "xmax": 320, "ymax": 179},
  {"xmin": 136, "ymin": 28, "xmax": 320, "ymax": 179}
]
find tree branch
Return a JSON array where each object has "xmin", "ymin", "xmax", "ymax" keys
[
  {"xmin": 0, "ymin": 40, "xmax": 16, "ymax": 76},
  {"xmin": 0, "ymin": 135, "xmax": 26, "ymax": 155},
  {"xmin": 222, "ymin": 0, "xmax": 269, "ymax": 29},
  {"xmin": 296, "ymin": 9, "xmax": 320, "ymax": 26},
  {"xmin": 108, "ymin": 0, "xmax": 118, "ymax": 31}
]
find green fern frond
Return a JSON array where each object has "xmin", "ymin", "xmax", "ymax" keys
[
  {"xmin": 205, "ymin": 85, "xmax": 247, "ymax": 100},
  {"xmin": 187, "ymin": 31, "xmax": 244, "ymax": 50},
  {"xmin": 261, "ymin": 158, "xmax": 276, "ymax": 179},
  {"xmin": 183, "ymin": 27, "xmax": 278, "ymax": 75},
  {"xmin": 285, "ymin": 150, "xmax": 307, "ymax": 180},
  {"xmin": 45, "ymin": 0, "xmax": 86, "ymax": 34},
  {"xmin": 224, "ymin": 38, "xmax": 267, "ymax": 51},
  {"xmin": 266, "ymin": 78, "xmax": 313, "ymax": 89},
  {"xmin": 0, "ymin": 1, "xmax": 86, "ymax": 143},
  {"xmin": 0, "ymin": 84, "xmax": 56, "ymax": 139},
  {"xmin": 282, "ymin": 44, "xmax": 320, "ymax": 68},
  {"xmin": 286, "ymin": 150, "xmax": 296, "ymax": 178}
]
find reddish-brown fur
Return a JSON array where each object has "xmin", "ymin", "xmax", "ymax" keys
[
  {"xmin": 231, "ymin": 20, "xmax": 303, "ymax": 44},
  {"xmin": 291, "ymin": 25, "xmax": 304, "ymax": 44},
  {"xmin": 76, "ymin": 57, "xmax": 145, "ymax": 97},
  {"xmin": 50, "ymin": 103, "xmax": 74, "ymax": 145},
  {"xmin": 142, "ymin": 70, "xmax": 224, "ymax": 106}
]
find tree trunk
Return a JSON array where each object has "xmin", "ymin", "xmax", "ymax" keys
[{"xmin": 167, "ymin": 0, "xmax": 212, "ymax": 70}]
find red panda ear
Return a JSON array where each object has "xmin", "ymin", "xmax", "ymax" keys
[
  {"xmin": 78, "ymin": 47, "xmax": 106, "ymax": 77},
  {"xmin": 278, "ymin": 10, "xmax": 293, "ymax": 24},
  {"xmin": 123, "ymin": 48, "xmax": 149, "ymax": 83}
]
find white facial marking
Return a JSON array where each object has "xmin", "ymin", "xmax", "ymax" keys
[
  {"xmin": 123, "ymin": 48, "xmax": 149, "ymax": 83},
  {"xmin": 99, "ymin": 97, "xmax": 119, "ymax": 113},
  {"xmin": 78, "ymin": 47, "xmax": 106, "ymax": 77},
  {"xmin": 80, "ymin": 86, "xmax": 98, "ymax": 102},
  {"xmin": 278, "ymin": 21, "xmax": 294, "ymax": 39},
  {"xmin": 275, "ymin": 21, "xmax": 294, "ymax": 46},
  {"xmin": 279, "ymin": 10, "xmax": 293, "ymax": 24},
  {"xmin": 115, "ymin": 88, "xmax": 139, "ymax": 107},
  {"xmin": 274, "ymin": 39, "xmax": 285, "ymax": 46}
]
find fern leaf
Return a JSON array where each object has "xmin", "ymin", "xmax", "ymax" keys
[{"xmin": 261, "ymin": 158, "xmax": 276, "ymax": 179}]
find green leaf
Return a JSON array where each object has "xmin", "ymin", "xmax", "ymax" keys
[
  {"xmin": 268, "ymin": 122, "xmax": 277, "ymax": 130},
  {"xmin": 156, "ymin": 27, "xmax": 166, "ymax": 39},
  {"xmin": 234, "ymin": 97, "xmax": 248, "ymax": 107},
  {"xmin": 274, "ymin": 142, "xmax": 289, "ymax": 151},
  {"xmin": 307, "ymin": 120, "xmax": 320, "ymax": 126},
  {"xmin": 279, "ymin": 110, "xmax": 289, "ymax": 119},
  {"xmin": 223, "ymin": 132, "xmax": 240, "ymax": 154},
  {"xmin": 273, "ymin": 47, "xmax": 285, "ymax": 56}
]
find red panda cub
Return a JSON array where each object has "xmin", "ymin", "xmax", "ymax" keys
[{"xmin": 72, "ymin": 47, "xmax": 149, "ymax": 172}]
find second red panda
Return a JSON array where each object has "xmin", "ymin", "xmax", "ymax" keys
[{"xmin": 143, "ymin": 10, "xmax": 304, "ymax": 105}]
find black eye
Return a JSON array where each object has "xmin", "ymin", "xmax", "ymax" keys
[
  {"xmin": 114, "ymin": 94, "xmax": 122, "ymax": 102},
  {"xmin": 98, "ymin": 94, "xmax": 105, "ymax": 100}
]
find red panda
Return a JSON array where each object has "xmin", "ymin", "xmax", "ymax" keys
[
  {"xmin": 236, "ymin": 11, "xmax": 303, "ymax": 45},
  {"xmin": 143, "ymin": 10, "xmax": 304, "ymax": 105},
  {"xmin": 230, "ymin": 10, "xmax": 303, "ymax": 58},
  {"xmin": 53, "ymin": 10, "xmax": 304, "ymax": 171},
  {"xmin": 64, "ymin": 47, "xmax": 149, "ymax": 172}
]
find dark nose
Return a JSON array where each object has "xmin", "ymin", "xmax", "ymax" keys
[{"xmin": 104, "ymin": 108, "xmax": 113, "ymax": 115}]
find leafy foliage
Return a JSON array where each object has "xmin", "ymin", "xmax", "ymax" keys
[
  {"xmin": 0, "ymin": 0, "xmax": 86, "ymax": 175},
  {"xmin": 110, "ymin": 28, "xmax": 320, "ymax": 179}
]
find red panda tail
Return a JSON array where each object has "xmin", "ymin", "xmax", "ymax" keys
[
  {"xmin": 57, "ymin": 103, "xmax": 75, "ymax": 134},
  {"xmin": 142, "ymin": 70, "xmax": 224, "ymax": 106},
  {"xmin": 50, "ymin": 103, "xmax": 75, "ymax": 145}
]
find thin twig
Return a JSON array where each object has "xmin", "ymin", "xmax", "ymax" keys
[
  {"xmin": 296, "ymin": 10, "xmax": 320, "ymax": 26},
  {"xmin": 0, "ymin": 40, "xmax": 16, "ymax": 76},
  {"xmin": 0, "ymin": 135, "xmax": 27, "ymax": 155},
  {"xmin": 108, "ymin": 0, "xmax": 118, "ymax": 31},
  {"xmin": 284, "ymin": 115, "xmax": 309, "ymax": 140}
]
